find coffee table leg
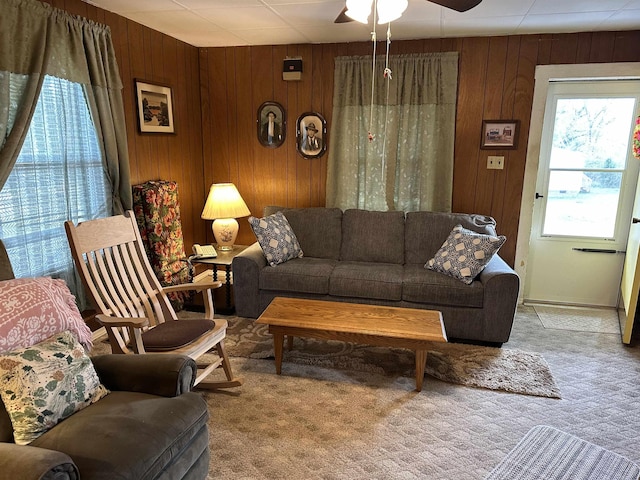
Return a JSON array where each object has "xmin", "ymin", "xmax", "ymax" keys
[
  {"xmin": 273, "ymin": 332, "xmax": 284, "ymax": 375},
  {"xmin": 415, "ymin": 349, "xmax": 427, "ymax": 392}
]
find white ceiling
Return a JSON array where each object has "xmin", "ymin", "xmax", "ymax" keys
[{"xmin": 83, "ymin": 0, "xmax": 640, "ymax": 48}]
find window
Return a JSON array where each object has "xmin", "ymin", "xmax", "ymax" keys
[{"xmin": 0, "ymin": 75, "xmax": 112, "ymax": 309}]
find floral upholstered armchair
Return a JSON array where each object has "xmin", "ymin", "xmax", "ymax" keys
[{"xmin": 132, "ymin": 180, "xmax": 193, "ymax": 310}]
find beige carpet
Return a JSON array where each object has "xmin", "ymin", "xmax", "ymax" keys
[
  {"xmin": 89, "ymin": 306, "xmax": 640, "ymax": 480},
  {"xmin": 533, "ymin": 305, "xmax": 620, "ymax": 335},
  {"xmin": 224, "ymin": 316, "xmax": 561, "ymax": 399},
  {"xmin": 91, "ymin": 314, "xmax": 561, "ymax": 398}
]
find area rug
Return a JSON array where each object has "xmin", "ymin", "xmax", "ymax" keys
[
  {"xmin": 223, "ymin": 315, "xmax": 561, "ymax": 399},
  {"xmin": 533, "ymin": 304, "xmax": 620, "ymax": 335}
]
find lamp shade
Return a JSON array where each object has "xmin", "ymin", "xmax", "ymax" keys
[{"xmin": 201, "ymin": 183, "xmax": 250, "ymax": 220}]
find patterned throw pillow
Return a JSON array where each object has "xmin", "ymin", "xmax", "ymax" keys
[
  {"xmin": 425, "ymin": 224, "xmax": 506, "ymax": 284},
  {"xmin": 0, "ymin": 331, "xmax": 109, "ymax": 445},
  {"xmin": 248, "ymin": 211, "xmax": 304, "ymax": 266},
  {"xmin": 0, "ymin": 277, "xmax": 93, "ymax": 354}
]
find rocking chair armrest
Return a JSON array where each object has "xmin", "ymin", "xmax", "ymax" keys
[
  {"xmin": 0, "ymin": 443, "xmax": 78, "ymax": 480},
  {"xmin": 96, "ymin": 314, "xmax": 150, "ymax": 328},
  {"xmin": 163, "ymin": 279, "xmax": 223, "ymax": 293},
  {"xmin": 91, "ymin": 354, "xmax": 197, "ymax": 396}
]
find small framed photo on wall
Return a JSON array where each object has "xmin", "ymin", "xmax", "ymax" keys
[
  {"xmin": 480, "ymin": 120, "xmax": 519, "ymax": 149},
  {"xmin": 135, "ymin": 80, "xmax": 175, "ymax": 134},
  {"xmin": 257, "ymin": 101, "xmax": 286, "ymax": 148},
  {"xmin": 296, "ymin": 112, "xmax": 327, "ymax": 159}
]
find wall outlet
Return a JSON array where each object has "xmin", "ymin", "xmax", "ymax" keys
[{"xmin": 487, "ymin": 156, "xmax": 505, "ymax": 170}]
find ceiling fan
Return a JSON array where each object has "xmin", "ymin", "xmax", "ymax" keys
[{"xmin": 334, "ymin": 0, "xmax": 483, "ymax": 23}]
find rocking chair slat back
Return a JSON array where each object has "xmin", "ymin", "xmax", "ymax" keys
[
  {"xmin": 65, "ymin": 211, "xmax": 242, "ymax": 390},
  {"xmin": 66, "ymin": 213, "xmax": 175, "ymax": 327}
]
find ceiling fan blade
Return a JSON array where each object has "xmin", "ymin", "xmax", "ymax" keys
[
  {"xmin": 427, "ymin": 0, "xmax": 482, "ymax": 13},
  {"xmin": 335, "ymin": 6, "xmax": 354, "ymax": 23}
]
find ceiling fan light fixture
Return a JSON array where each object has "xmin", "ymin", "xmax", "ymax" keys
[
  {"xmin": 377, "ymin": 0, "xmax": 408, "ymax": 24},
  {"xmin": 345, "ymin": 0, "xmax": 373, "ymax": 24}
]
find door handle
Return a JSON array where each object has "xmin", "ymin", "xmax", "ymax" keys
[
  {"xmin": 633, "ymin": 217, "xmax": 640, "ymax": 224},
  {"xmin": 535, "ymin": 192, "xmax": 544, "ymax": 199},
  {"xmin": 572, "ymin": 248, "xmax": 625, "ymax": 254}
]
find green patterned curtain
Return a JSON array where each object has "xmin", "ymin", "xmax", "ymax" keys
[
  {"xmin": 326, "ymin": 52, "xmax": 458, "ymax": 212},
  {"xmin": 0, "ymin": 0, "xmax": 131, "ymax": 211}
]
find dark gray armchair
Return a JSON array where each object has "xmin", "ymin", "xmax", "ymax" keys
[{"xmin": 0, "ymin": 241, "xmax": 210, "ymax": 480}]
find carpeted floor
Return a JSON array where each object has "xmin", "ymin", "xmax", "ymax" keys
[
  {"xmin": 91, "ymin": 306, "xmax": 640, "ymax": 479},
  {"xmin": 197, "ymin": 305, "xmax": 640, "ymax": 479},
  {"xmin": 223, "ymin": 315, "xmax": 561, "ymax": 398}
]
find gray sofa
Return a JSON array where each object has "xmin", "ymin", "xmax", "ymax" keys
[{"xmin": 233, "ymin": 207, "xmax": 520, "ymax": 345}]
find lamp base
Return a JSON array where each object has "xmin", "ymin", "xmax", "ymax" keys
[{"xmin": 212, "ymin": 218, "xmax": 239, "ymax": 251}]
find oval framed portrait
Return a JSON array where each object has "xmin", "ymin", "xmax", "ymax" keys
[
  {"xmin": 296, "ymin": 112, "xmax": 327, "ymax": 159},
  {"xmin": 257, "ymin": 101, "xmax": 286, "ymax": 148}
]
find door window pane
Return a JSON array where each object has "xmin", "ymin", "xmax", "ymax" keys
[
  {"xmin": 542, "ymin": 96, "xmax": 636, "ymax": 239},
  {"xmin": 543, "ymin": 172, "xmax": 622, "ymax": 237},
  {"xmin": 551, "ymin": 98, "xmax": 634, "ymax": 170}
]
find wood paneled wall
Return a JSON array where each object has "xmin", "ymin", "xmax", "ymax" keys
[
  {"xmin": 41, "ymin": 0, "xmax": 640, "ymax": 266},
  {"xmin": 41, "ymin": 0, "xmax": 207, "ymax": 252},
  {"xmin": 201, "ymin": 31, "xmax": 640, "ymax": 264}
]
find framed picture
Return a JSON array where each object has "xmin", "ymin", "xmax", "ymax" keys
[
  {"xmin": 135, "ymin": 80, "xmax": 175, "ymax": 134},
  {"xmin": 257, "ymin": 101, "xmax": 286, "ymax": 148},
  {"xmin": 480, "ymin": 120, "xmax": 519, "ymax": 149},
  {"xmin": 296, "ymin": 112, "xmax": 327, "ymax": 159}
]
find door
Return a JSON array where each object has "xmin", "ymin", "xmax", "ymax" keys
[
  {"xmin": 525, "ymin": 80, "xmax": 640, "ymax": 307},
  {"xmin": 619, "ymin": 169, "xmax": 640, "ymax": 344}
]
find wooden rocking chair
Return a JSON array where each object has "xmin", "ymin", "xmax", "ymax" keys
[{"xmin": 65, "ymin": 211, "xmax": 242, "ymax": 390}]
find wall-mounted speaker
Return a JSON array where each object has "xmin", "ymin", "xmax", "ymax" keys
[{"xmin": 283, "ymin": 58, "xmax": 303, "ymax": 81}]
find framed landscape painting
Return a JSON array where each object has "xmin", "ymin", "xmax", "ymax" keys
[{"xmin": 135, "ymin": 80, "xmax": 175, "ymax": 134}]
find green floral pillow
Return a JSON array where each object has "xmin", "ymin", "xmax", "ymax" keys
[{"xmin": 0, "ymin": 331, "xmax": 109, "ymax": 445}]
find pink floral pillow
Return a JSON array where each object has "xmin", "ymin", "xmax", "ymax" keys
[
  {"xmin": 633, "ymin": 116, "xmax": 640, "ymax": 160},
  {"xmin": 0, "ymin": 277, "xmax": 92, "ymax": 354}
]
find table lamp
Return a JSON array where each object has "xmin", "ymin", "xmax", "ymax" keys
[{"xmin": 201, "ymin": 183, "xmax": 251, "ymax": 251}]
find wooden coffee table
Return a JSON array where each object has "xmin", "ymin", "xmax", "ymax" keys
[{"xmin": 256, "ymin": 297, "xmax": 447, "ymax": 392}]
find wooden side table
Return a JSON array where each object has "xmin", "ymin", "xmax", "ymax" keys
[{"xmin": 192, "ymin": 245, "xmax": 248, "ymax": 314}]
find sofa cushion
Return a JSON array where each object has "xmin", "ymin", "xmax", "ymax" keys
[
  {"xmin": 340, "ymin": 209, "xmax": 405, "ymax": 264},
  {"xmin": 260, "ymin": 258, "xmax": 336, "ymax": 294},
  {"xmin": 0, "ymin": 331, "xmax": 109, "ymax": 445},
  {"xmin": 30, "ymin": 391, "xmax": 209, "ymax": 480},
  {"xmin": 330, "ymin": 262, "xmax": 403, "ymax": 301},
  {"xmin": 426, "ymin": 225, "xmax": 506, "ymax": 284},
  {"xmin": 249, "ymin": 211, "xmax": 304, "ymax": 266},
  {"xmin": 405, "ymin": 211, "xmax": 498, "ymax": 265},
  {"xmin": 402, "ymin": 265, "xmax": 484, "ymax": 308},
  {"xmin": 265, "ymin": 207, "xmax": 343, "ymax": 260}
]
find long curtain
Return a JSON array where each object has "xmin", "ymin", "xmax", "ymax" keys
[
  {"xmin": 326, "ymin": 52, "xmax": 458, "ymax": 212},
  {"xmin": 0, "ymin": 0, "xmax": 131, "ymax": 211}
]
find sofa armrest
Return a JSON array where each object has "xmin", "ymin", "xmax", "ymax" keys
[
  {"xmin": 91, "ymin": 354, "xmax": 197, "ymax": 397},
  {"xmin": 0, "ymin": 443, "xmax": 79, "ymax": 480},
  {"xmin": 232, "ymin": 242, "xmax": 267, "ymax": 318},
  {"xmin": 477, "ymin": 254, "xmax": 520, "ymax": 344},
  {"xmin": 479, "ymin": 254, "xmax": 517, "ymax": 280}
]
